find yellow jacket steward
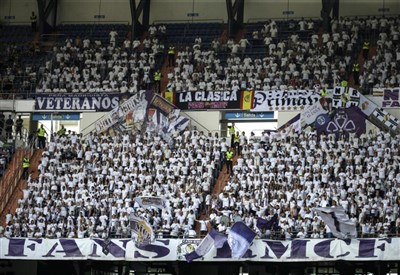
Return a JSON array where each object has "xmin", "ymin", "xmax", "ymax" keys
[
  {"xmin": 229, "ymin": 127, "xmax": 235, "ymax": 136},
  {"xmin": 38, "ymin": 127, "xmax": 46, "ymax": 137},
  {"xmin": 168, "ymin": 47, "xmax": 175, "ymax": 55},
  {"xmin": 320, "ymin": 89, "xmax": 328, "ymax": 97},
  {"xmin": 340, "ymin": 80, "xmax": 348, "ymax": 87},
  {"xmin": 234, "ymin": 135, "xmax": 240, "ymax": 143},
  {"xmin": 22, "ymin": 158, "xmax": 30, "ymax": 168},
  {"xmin": 58, "ymin": 127, "xmax": 66, "ymax": 136},
  {"xmin": 154, "ymin": 72, "xmax": 161, "ymax": 81},
  {"xmin": 226, "ymin": 151, "xmax": 233, "ymax": 161},
  {"xmin": 362, "ymin": 42, "xmax": 369, "ymax": 50},
  {"xmin": 353, "ymin": 63, "xmax": 359, "ymax": 72}
]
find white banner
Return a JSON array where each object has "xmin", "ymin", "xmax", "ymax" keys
[
  {"xmin": 95, "ymin": 90, "xmax": 147, "ymax": 133},
  {"xmin": 135, "ymin": 196, "xmax": 166, "ymax": 209},
  {"xmin": 1, "ymin": 237, "xmax": 400, "ymax": 262},
  {"xmin": 301, "ymin": 101, "xmax": 328, "ymax": 126},
  {"xmin": 252, "ymin": 90, "xmax": 320, "ymax": 112}
]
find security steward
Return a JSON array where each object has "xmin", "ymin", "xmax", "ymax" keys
[
  {"xmin": 319, "ymin": 87, "xmax": 332, "ymax": 112},
  {"xmin": 37, "ymin": 124, "xmax": 47, "ymax": 149},
  {"xmin": 167, "ymin": 45, "xmax": 175, "ymax": 67},
  {"xmin": 153, "ymin": 71, "xmax": 162, "ymax": 93},
  {"xmin": 226, "ymin": 147, "xmax": 234, "ymax": 175},
  {"xmin": 57, "ymin": 125, "xmax": 66, "ymax": 137},
  {"xmin": 229, "ymin": 124, "xmax": 235, "ymax": 148},
  {"xmin": 22, "ymin": 157, "xmax": 30, "ymax": 180},
  {"xmin": 320, "ymin": 87, "xmax": 328, "ymax": 97},
  {"xmin": 362, "ymin": 40, "xmax": 369, "ymax": 60},
  {"xmin": 233, "ymin": 131, "xmax": 240, "ymax": 155},
  {"xmin": 352, "ymin": 63, "xmax": 360, "ymax": 85}
]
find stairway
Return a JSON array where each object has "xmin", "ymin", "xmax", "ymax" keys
[
  {"xmin": 348, "ymin": 45, "xmax": 377, "ymax": 88},
  {"xmin": 0, "ymin": 148, "xmax": 43, "ymax": 226},
  {"xmin": 195, "ymin": 155, "xmax": 238, "ymax": 234}
]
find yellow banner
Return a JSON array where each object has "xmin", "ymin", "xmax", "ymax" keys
[{"xmin": 241, "ymin": 90, "xmax": 253, "ymax": 110}]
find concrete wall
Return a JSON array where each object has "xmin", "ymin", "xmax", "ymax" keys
[
  {"xmin": 80, "ymin": 112, "xmax": 106, "ymax": 135},
  {"xmin": 277, "ymin": 111, "xmax": 301, "ymax": 129},
  {"xmin": 182, "ymin": 110, "xmax": 221, "ymax": 134}
]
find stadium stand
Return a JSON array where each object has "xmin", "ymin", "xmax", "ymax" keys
[
  {"xmin": 1, "ymin": 125, "xmax": 400, "ymax": 240},
  {"xmin": 1, "ymin": 16, "xmax": 400, "ymax": 239}
]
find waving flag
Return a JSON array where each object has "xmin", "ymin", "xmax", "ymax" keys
[
  {"xmin": 227, "ymin": 222, "xmax": 256, "ymax": 259},
  {"xmin": 184, "ymin": 229, "xmax": 227, "ymax": 262},
  {"xmin": 314, "ymin": 206, "xmax": 357, "ymax": 239},
  {"xmin": 256, "ymin": 214, "xmax": 280, "ymax": 231},
  {"xmin": 135, "ymin": 196, "xmax": 166, "ymax": 209},
  {"xmin": 129, "ymin": 213, "xmax": 155, "ymax": 246}
]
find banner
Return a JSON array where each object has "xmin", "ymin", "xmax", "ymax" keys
[
  {"xmin": 301, "ymin": 101, "xmax": 328, "ymax": 126},
  {"xmin": 331, "ymin": 87, "xmax": 361, "ymax": 109},
  {"xmin": 314, "ymin": 107, "xmax": 366, "ymax": 137},
  {"xmin": 300, "ymin": 86, "xmax": 400, "ymax": 135},
  {"xmin": 35, "ymin": 93, "xmax": 125, "ymax": 111},
  {"xmin": 240, "ymin": 90, "xmax": 254, "ymax": 110},
  {"xmin": 148, "ymin": 95, "xmax": 190, "ymax": 143},
  {"xmin": 380, "ymin": 88, "xmax": 400, "ymax": 108},
  {"xmin": 252, "ymin": 90, "xmax": 320, "ymax": 112},
  {"xmin": 173, "ymin": 90, "xmax": 253, "ymax": 110},
  {"xmin": 2, "ymin": 238, "xmax": 400, "ymax": 261},
  {"xmin": 370, "ymin": 108, "xmax": 400, "ymax": 133},
  {"xmin": 135, "ymin": 196, "xmax": 166, "ymax": 209},
  {"xmin": 95, "ymin": 91, "xmax": 148, "ymax": 133}
]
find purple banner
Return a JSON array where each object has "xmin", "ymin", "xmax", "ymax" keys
[
  {"xmin": 315, "ymin": 106, "xmax": 366, "ymax": 137},
  {"xmin": 382, "ymin": 88, "xmax": 400, "ymax": 108}
]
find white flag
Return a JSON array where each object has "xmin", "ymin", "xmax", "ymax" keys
[{"xmin": 315, "ymin": 206, "xmax": 357, "ymax": 239}]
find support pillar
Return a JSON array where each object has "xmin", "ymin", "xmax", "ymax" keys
[
  {"xmin": 129, "ymin": 0, "xmax": 151, "ymax": 39},
  {"xmin": 37, "ymin": 0, "xmax": 58, "ymax": 33}
]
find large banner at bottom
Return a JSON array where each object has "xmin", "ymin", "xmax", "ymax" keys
[{"xmin": 1, "ymin": 237, "xmax": 399, "ymax": 262}]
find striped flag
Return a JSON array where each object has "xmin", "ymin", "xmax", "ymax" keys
[{"xmin": 184, "ymin": 229, "xmax": 227, "ymax": 262}]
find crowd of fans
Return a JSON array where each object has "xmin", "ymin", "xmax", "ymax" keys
[
  {"xmin": 1, "ymin": 125, "xmax": 400, "ymax": 239},
  {"xmin": 360, "ymin": 16, "xmax": 400, "ymax": 90},
  {"xmin": 1, "ymin": 16, "xmax": 400, "ymax": 240},
  {"xmin": 1, "ymin": 128, "xmax": 220, "ymax": 238},
  {"xmin": 165, "ymin": 17, "xmax": 362, "ymax": 93},
  {"xmin": 0, "ymin": 43, "xmax": 40, "ymax": 98},
  {"xmin": 35, "ymin": 27, "xmax": 166, "ymax": 95},
  {"xmin": 1, "ymin": 16, "xmax": 399, "ymax": 96}
]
